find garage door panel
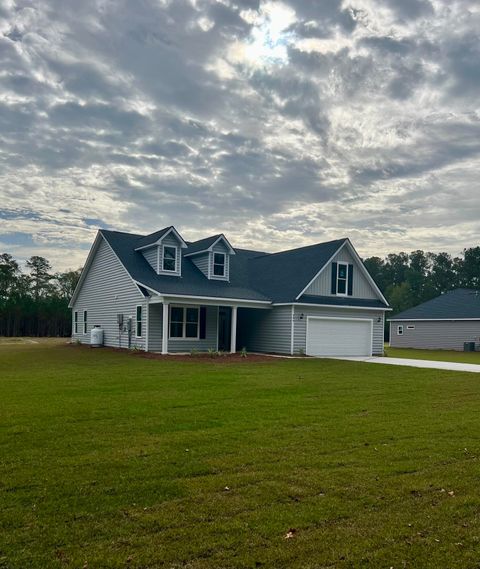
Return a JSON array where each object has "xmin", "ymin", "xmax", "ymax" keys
[{"xmin": 306, "ymin": 318, "xmax": 372, "ymax": 357}]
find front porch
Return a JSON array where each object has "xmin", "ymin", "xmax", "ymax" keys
[{"xmin": 144, "ymin": 296, "xmax": 270, "ymax": 354}]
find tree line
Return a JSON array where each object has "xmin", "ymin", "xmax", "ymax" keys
[
  {"xmin": 364, "ymin": 247, "xmax": 480, "ymax": 315},
  {"xmin": 1, "ymin": 246, "xmax": 479, "ymax": 338},
  {"xmin": 0, "ymin": 254, "xmax": 81, "ymax": 337}
]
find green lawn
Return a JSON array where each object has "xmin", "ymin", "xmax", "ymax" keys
[
  {"xmin": 386, "ymin": 345, "xmax": 480, "ymax": 364},
  {"xmin": 1, "ymin": 341, "xmax": 480, "ymax": 568}
]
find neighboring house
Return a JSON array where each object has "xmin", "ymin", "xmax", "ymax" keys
[
  {"xmin": 389, "ymin": 289, "xmax": 480, "ymax": 351},
  {"xmin": 69, "ymin": 226, "xmax": 390, "ymax": 356}
]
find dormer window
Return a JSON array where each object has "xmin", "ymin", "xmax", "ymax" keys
[
  {"xmin": 337, "ymin": 263, "xmax": 348, "ymax": 295},
  {"xmin": 162, "ymin": 245, "xmax": 177, "ymax": 272},
  {"xmin": 213, "ymin": 252, "xmax": 226, "ymax": 277}
]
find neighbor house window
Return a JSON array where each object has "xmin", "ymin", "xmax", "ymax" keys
[
  {"xmin": 397, "ymin": 325, "xmax": 403, "ymax": 335},
  {"xmin": 169, "ymin": 306, "xmax": 199, "ymax": 339},
  {"xmin": 83, "ymin": 310, "xmax": 88, "ymax": 334},
  {"xmin": 213, "ymin": 252, "xmax": 226, "ymax": 277},
  {"xmin": 136, "ymin": 305, "xmax": 142, "ymax": 337},
  {"xmin": 162, "ymin": 245, "xmax": 177, "ymax": 272},
  {"xmin": 74, "ymin": 311, "xmax": 78, "ymax": 334},
  {"xmin": 337, "ymin": 263, "xmax": 348, "ymax": 295}
]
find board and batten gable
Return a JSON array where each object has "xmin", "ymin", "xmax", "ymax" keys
[
  {"xmin": 71, "ymin": 236, "xmax": 146, "ymax": 349},
  {"xmin": 293, "ymin": 306, "xmax": 385, "ymax": 355},
  {"xmin": 304, "ymin": 246, "xmax": 378, "ymax": 299},
  {"xmin": 389, "ymin": 320, "xmax": 480, "ymax": 351}
]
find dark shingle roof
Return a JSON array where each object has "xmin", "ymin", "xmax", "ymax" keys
[
  {"xmin": 249, "ymin": 239, "xmax": 348, "ymax": 303},
  {"xmin": 100, "ymin": 229, "xmax": 388, "ymax": 306},
  {"xmin": 134, "ymin": 226, "xmax": 172, "ymax": 249},
  {"xmin": 185, "ymin": 235, "xmax": 222, "ymax": 256},
  {"xmin": 298, "ymin": 295, "xmax": 388, "ymax": 309},
  {"xmin": 389, "ymin": 289, "xmax": 480, "ymax": 320}
]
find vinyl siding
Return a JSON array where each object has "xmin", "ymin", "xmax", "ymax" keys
[
  {"xmin": 148, "ymin": 303, "xmax": 163, "ymax": 352},
  {"xmin": 389, "ymin": 320, "xmax": 480, "ymax": 350},
  {"xmin": 142, "ymin": 246, "xmax": 158, "ymax": 272},
  {"xmin": 190, "ymin": 253, "xmax": 209, "ymax": 278},
  {"xmin": 237, "ymin": 306, "xmax": 292, "ymax": 354},
  {"xmin": 71, "ymin": 237, "xmax": 145, "ymax": 348},
  {"xmin": 210, "ymin": 242, "xmax": 230, "ymax": 281},
  {"xmin": 159, "ymin": 234, "xmax": 182, "ymax": 277},
  {"xmin": 293, "ymin": 306, "xmax": 384, "ymax": 355},
  {"xmin": 305, "ymin": 247, "xmax": 377, "ymax": 299}
]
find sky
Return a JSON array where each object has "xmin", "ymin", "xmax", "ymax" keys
[{"xmin": 0, "ymin": 0, "xmax": 479, "ymax": 271}]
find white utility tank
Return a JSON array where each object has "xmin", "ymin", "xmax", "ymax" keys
[{"xmin": 90, "ymin": 326, "xmax": 104, "ymax": 347}]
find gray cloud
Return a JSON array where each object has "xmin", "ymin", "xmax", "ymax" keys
[{"xmin": 0, "ymin": 0, "xmax": 479, "ymax": 269}]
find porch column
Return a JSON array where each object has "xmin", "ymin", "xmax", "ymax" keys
[
  {"xmin": 230, "ymin": 305, "xmax": 237, "ymax": 354},
  {"xmin": 144, "ymin": 297, "xmax": 150, "ymax": 352},
  {"xmin": 162, "ymin": 301, "xmax": 169, "ymax": 355}
]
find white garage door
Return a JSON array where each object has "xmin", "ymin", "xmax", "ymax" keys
[{"xmin": 306, "ymin": 317, "xmax": 373, "ymax": 357}]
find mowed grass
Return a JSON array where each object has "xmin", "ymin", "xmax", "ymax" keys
[
  {"xmin": 1, "ymin": 342, "xmax": 480, "ymax": 568},
  {"xmin": 386, "ymin": 346, "xmax": 480, "ymax": 364}
]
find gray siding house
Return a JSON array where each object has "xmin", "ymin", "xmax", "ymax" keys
[
  {"xmin": 389, "ymin": 289, "xmax": 480, "ymax": 350},
  {"xmin": 69, "ymin": 226, "xmax": 390, "ymax": 356}
]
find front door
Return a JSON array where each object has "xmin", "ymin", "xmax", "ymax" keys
[{"xmin": 217, "ymin": 307, "xmax": 231, "ymax": 351}]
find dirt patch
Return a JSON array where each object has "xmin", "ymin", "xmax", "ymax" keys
[{"xmin": 65, "ymin": 342, "xmax": 282, "ymax": 363}]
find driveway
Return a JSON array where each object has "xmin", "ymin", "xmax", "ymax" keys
[{"xmin": 332, "ymin": 356, "xmax": 480, "ymax": 374}]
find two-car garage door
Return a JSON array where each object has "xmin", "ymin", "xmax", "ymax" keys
[{"xmin": 306, "ymin": 317, "xmax": 373, "ymax": 357}]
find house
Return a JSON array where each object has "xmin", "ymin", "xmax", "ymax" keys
[
  {"xmin": 69, "ymin": 227, "xmax": 390, "ymax": 356},
  {"xmin": 389, "ymin": 289, "xmax": 480, "ymax": 351}
]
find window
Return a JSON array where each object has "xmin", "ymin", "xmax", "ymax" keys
[
  {"xmin": 337, "ymin": 263, "xmax": 348, "ymax": 295},
  {"xmin": 74, "ymin": 311, "xmax": 78, "ymax": 334},
  {"xmin": 162, "ymin": 245, "xmax": 177, "ymax": 272},
  {"xmin": 213, "ymin": 252, "xmax": 226, "ymax": 277},
  {"xmin": 83, "ymin": 310, "xmax": 88, "ymax": 334},
  {"xmin": 169, "ymin": 306, "xmax": 199, "ymax": 339},
  {"xmin": 136, "ymin": 305, "xmax": 142, "ymax": 337},
  {"xmin": 407, "ymin": 325, "xmax": 415, "ymax": 330},
  {"xmin": 397, "ymin": 325, "xmax": 403, "ymax": 335}
]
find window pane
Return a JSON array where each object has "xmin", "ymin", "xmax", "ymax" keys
[
  {"xmin": 170, "ymin": 322, "xmax": 183, "ymax": 337},
  {"xmin": 171, "ymin": 307, "xmax": 183, "ymax": 322},
  {"xmin": 84, "ymin": 311, "xmax": 87, "ymax": 322},
  {"xmin": 136, "ymin": 322, "xmax": 142, "ymax": 336},
  {"xmin": 337, "ymin": 279, "xmax": 346, "ymax": 294},
  {"xmin": 164, "ymin": 246, "xmax": 176, "ymax": 259},
  {"xmin": 136, "ymin": 306, "xmax": 142, "ymax": 320},
  {"xmin": 338, "ymin": 264, "xmax": 347, "ymax": 279},
  {"xmin": 214, "ymin": 253, "xmax": 224, "ymax": 264},
  {"xmin": 186, "ymin": 307, "xmax": 198, "ymax": 323},
  {"xmin": 163, "ymin": 246, "xmax": 176, "ymax": 271},
  {"xmin": 163, "ymin": 258, "xmax": 176, "ymax": 271},
  {"xmin": 186, "ymin": 323, "xmax": 198, "ymax": 338},
  {"xmin": 213, "ymin": 264, "xmax": 225, "ymax": 276}
]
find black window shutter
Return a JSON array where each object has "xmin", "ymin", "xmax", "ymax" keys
[
  {"xmin": 331, "ymin": 262, "xmax": 338, "ymax": 294},
  {"xmin": 199, "ymin": 306, "xmax": 207, "ymax": 339},
  {"xmin": 348, "ymin": 264, "xmax": 354, "ymax": 296}
]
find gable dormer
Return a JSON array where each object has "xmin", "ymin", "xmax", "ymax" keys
[
  {"xmin": 135, "ymin": 226, "xmax": 187, "ymax": 276},
  {"xmin": 184, "ymin": 234, "xmax": 235, "ymax": 281}
]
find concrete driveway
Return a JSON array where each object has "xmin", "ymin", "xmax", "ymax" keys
[{"xmin": 332, "ymin": 356, "xmax": 480, "ymax": 374}]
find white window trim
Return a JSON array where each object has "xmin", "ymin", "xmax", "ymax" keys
[
  {"xmin": 169, "ymin": 305, "xmax": 200, "ymax": 340},
  {"xmin": 212, "ymin": 252, "xmax": 226, "ymax": 278},
  {"xmin": 397, "ymin": 325, "xmax": 404, "ymax": 335},
  {"xmin": 74, "ymin": 311, "xmax": 78, "ymax": 334},
  {"xmin": 407, "ymin": 325, "xmax": 415, "ymax": 330},
  {"xmin": 161, "ymin": 244, "xmax": 178, "ymax": 273},
  {"xmin": 83, "ymin": 310, "xmax": 88, "ymax": 335},
  {"xmin": 336, "ymin": 262, "xmax": 349, "ymax": 297},
  {"xmin": 135, "ymin": 305, "xmax": 142, "ymax": 338}
]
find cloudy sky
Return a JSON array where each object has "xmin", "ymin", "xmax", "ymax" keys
[{"xmin": 0, "ymin": 0, "xmax": 479, "ymax": 270}]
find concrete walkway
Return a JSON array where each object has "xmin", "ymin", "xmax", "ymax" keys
[{"xmin": 331, "ymin": 356, "xmax": 480, "ymax": 374}]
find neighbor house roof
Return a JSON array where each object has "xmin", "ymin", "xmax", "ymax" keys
[
  {"xmin": 96, "ymin": 229, "xmax": 389, "ymax": 307},
  {"xmin": 389, "ymin": 289, "xmax": 480, "ymax": 320}
]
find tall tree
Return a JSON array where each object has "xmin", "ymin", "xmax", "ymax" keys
[{"xmin": 26, "ymin": 256, "xmax": 53, "ymax": 300}]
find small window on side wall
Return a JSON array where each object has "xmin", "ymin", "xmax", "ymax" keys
[
  {"xmin": 74, "ymin": 311, "xmax": 78, "ymax": 334},
  {"xmin": 397, "ymin": 325, "xmax": 403, "ymax": 335},
  {"xmin": 162, "ymin": 246, "xmax": 177, "ymax": 272},
  {"xmin": 337, "ymin": 263, "xmax": 348, "ymax": 294},
  {"xmin": 136, "ymin": 305, "xmax": 142, "ymax": 337},
  {"xmin": 83, "ymin": 310, "xmax": 88, "ymax": 334},
  {"xmin": 213, "ymin": 252, "xmax": 226, "ymax": 277}
]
